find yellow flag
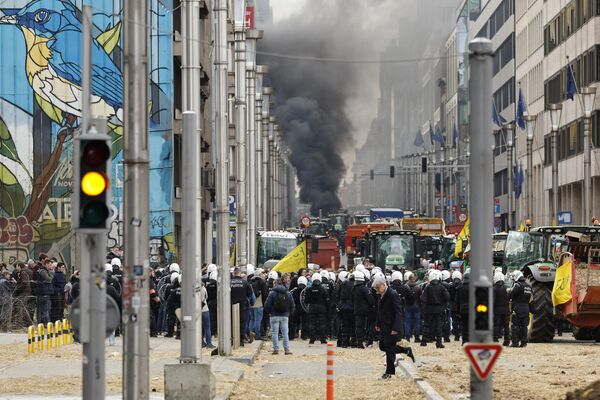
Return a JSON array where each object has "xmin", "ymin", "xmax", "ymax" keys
[
  {"xmin": 230, "ymin": 243, "xmax": 236, "ymax": 268},
  {"xmin": 454, "ymin": 217, "xmax": 470, "ymax": 258},
  {"xmin": 519, "ymin": 223, "xmax": 525, "ymax": 232},
  {"xmin": 552, "ymin": 260, "xmax": 573, "ymax": 306},
  {"xmin": 272, "ymin": 241, "xmax": 307, "ymax": 273}
]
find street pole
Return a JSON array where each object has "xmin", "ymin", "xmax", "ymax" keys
[
  {"xmin": 181, "ymin": 0, "xmax": 202, "ymax": 362},
  {"xmin": 122, "ymin": 0, "xmax": 150, "ymax": 397},
  {"xmin": 549, "ymin": 104, "xmax": 562, "ymax": 225},
  {"xmin": 255, "ymin": 66, "xmax": 267, "ymax": 231},
  {"xmin": 234, "ymin": 0, "xmax": 248, "ymax": 267},
  {"xmin": 505, "ymin": 124, "xmax": 514, "ymax": 230},
  {"xmin": 214, "ymin": 0, "xmax": 232, "ymax": 356},
  {"xmin": 440, "ymin": 148, "xmax": 445, "ymax": 221},
  {"xmin": 180, "ymin": 112, "xmax": 200, "ymax": 362},
  {"xmin": 246, "ymin": 31, "xmax": 262, "ymax": 266},
  {"xmin": 524, "ymin": 114, "xmax": 536, "ymax": 223},
  {"xmin": 262, "ymin": 90, "xmax": 272, "ymax": 229},
  {"xmin": 80, "ymin": 10, "xmax": 107, "ymax": 399},
  {"xmin": 582, "ymin": 87, "xmax": 597, "ymax": 225},
  {"xmin": 468, "ymin": 38, "xmax": 494, "ymax": 400}
]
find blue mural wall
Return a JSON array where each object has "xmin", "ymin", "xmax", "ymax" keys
[{"xmin": 0, "ymin": 0, "xmax": 174, "ymax": 266}]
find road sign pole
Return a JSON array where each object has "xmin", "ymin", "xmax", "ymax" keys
[{"xmin": 468, "ymin": 38, "xmax": 495, "ymax": 399}]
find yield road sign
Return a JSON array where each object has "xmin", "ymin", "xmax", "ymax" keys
[{"xmin": 464, "ymin": 343, "xmax": 502, "ymax": 380}]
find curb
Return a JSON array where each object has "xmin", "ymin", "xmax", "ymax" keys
[
  {"xmin": 217, "ymin": 340, "xmax": 264, "ymax": 400},
  {"xmin": 397, "ymin": 359, "xmax": 446, "ymax": 400},
  {"xmin": 229, "ymin": 340, "xmax": 265, "ymax": 366}
]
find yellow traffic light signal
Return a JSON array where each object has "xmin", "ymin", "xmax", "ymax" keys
[
  {"xmin": 73, "ymin": 119, "xmax": 112, "ymax": 231},
  {"xmin": 476, "ymin": 304, "xmax": 488, "ymax": 313},
  {"xmin": 81, "ymin": 171, "xmax": 108, "ymax": 196}
]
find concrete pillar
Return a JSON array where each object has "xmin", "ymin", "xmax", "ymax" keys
[{"xmin": 164, "ymin": 363, "xmax": 215, "ymax": 400}]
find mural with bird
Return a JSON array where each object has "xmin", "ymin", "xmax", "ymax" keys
[{"xmin": 0, "ymin": 0, "xmax": 175, "ymax": 265}]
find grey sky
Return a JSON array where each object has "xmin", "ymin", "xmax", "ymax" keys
[{"xmin": 270, "ymin": 0, "xmax": 307, "ymax": 22}]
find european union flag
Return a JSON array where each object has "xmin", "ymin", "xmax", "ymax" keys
[
  {"xmin": 414, "ymin": 130, "xmax": 424, "ymax": 147},
  {"xmin": 514, "ymin": 161, "xmax": 524, "ymax": 199},
  {"xmin": 452, "ymin": 124, "xmax": 459, "ymax": 148},
  {"xmin": 429, "ymin": 123, "xmax": 435, "ymax": 145},
  {"xmin": 516, "ymin": 88, "xmax": 527, "ymax": 130},
  {"xmin": 493, "ymin": 102, "xmax": 506, "ymax": 127},
  {"xmin": 567, "ymin": 65, "xmax": 577, "ymax": 101},
  {"xmin": 433, "ymin": 125, "xmax": 446, "ymax": 146}
]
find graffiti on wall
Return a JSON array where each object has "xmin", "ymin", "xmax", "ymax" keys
[{"xmin": 0, "ymin": 0, "xmax": 174, "ymax": 266}]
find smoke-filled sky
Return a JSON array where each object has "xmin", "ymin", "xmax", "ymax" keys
[{"xmin": 261, "ymin": 0, "xmax": 440, "ymax": 214}]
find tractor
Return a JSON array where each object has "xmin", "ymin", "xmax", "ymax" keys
[{"xmin": 503, "ymin": 225, "xmax": 600, "ymax": 342}]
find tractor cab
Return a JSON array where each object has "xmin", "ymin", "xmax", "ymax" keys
[{"xmin": 364, "ymin": 230, "xmax": 418, "ymax": 273}]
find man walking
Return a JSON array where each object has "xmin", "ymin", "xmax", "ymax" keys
[
  {"xmin": 264, "ymin": 278, "xmax": 295, "ymax": 355},
  {"xmin": 374, "ymin": 276, "xmax": 414, "ymax": 379}
]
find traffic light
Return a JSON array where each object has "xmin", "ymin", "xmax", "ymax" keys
[
  {"xmin": 370, "ymin": 170, "xmax": 374, "ymax": 180},
  {"xmin": 421, "ymin": 157, "xmax": 427, "ymax": 173},
  {"xmin": 390, "ymin": 165, "xmax": 395, "ymax": 178},
  {"xmin": 474, "ymin": 286, "xmax": 491, "ymax": 331},
  {"xmin": 73, "ymin": 119, "xmax": 112, "ymax": 231}
]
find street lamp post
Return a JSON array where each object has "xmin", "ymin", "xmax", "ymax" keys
[
  {"xmin": 504, "ymin": 123, "xmax": 515, "ymax": 230},
  {"xmin": 524, "ymin": 114, "xmax": 536, "ymax": 224},
  {"xmin": 440, "ymin": 148, "xmax": 445, "ymax": 221},
  {"xmin": 549, "ymin": 103, "xmax": 563, "ymax": 225},
  {"xmin": 582, "ymin": 87, "xmax": 597, "ymax": 225}
]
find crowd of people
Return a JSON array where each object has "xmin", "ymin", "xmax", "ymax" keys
[
  {"xmin": 0, "ymin": 252, "xmax": 534, "ymax": 377},
  {"xmin": 0, "ymin": 254, "xmax": 73, "ymax": 329}
]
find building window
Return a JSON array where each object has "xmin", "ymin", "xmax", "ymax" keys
[
  {"xmin": 493, "ymin": 77, "xmax": 515, "ymax": 112},
  {"xmin": 494, "ymin": 33, "xmax": 514, "ymax": 75},
  {"xmin": 545, "ymin": 0, "xmax": 597, "ymax": 55},
  {"xmin": 494, "ymin": 169, "xmax": 508, "ymax": 197},
  {"xmin": 544, "ymin": 135, "xmax": 552, "ymax": 166}
]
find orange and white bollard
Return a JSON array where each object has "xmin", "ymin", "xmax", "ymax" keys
[{"xmin": 326, "ymin": 343, "xmax": 334, "ymax": 400}]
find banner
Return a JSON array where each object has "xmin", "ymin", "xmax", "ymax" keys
[
  {"xmin": 272, "ymin": 241, "xmax": 307, "ymax": 274},
  {"xmin": 552, "ymin": 260, "xmax": 573, "ymax": 306}
]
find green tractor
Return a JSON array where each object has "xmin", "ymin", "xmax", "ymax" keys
[{"xmin": 503, "ymin": 225, "xmax": 600, "ymax": 342}]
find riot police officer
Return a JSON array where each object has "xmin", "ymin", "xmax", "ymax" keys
[
  {"xmin": 305, "ymin": 273, "xmax": 329, "ymax": 344},
  {"xmin": 510, "ymin": 271, "xmax": 532, "ymax": 347}
]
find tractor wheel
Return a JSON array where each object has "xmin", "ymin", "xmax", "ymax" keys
[
  {"xmin": 572, "ymin": 326, "xmax": 596, "ymax": 341},
  {"xmin": 527, "ymin": 278, "xmax": 555, "ymax": 343}
]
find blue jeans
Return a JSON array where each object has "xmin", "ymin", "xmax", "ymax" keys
[
  {"xmin": 36, "ymin": 296, "xmax": 51, "ymax": 324},
  {"xmin": 202, "ymin": 311, "xmax": 212, "ymax": 346},
  {"xmin": 270, "ymin": 316, "xmax": 289, "ymax": 352},
  {"xmin": 250, "ymin": 307, "xmax": 264, "ymax": 337},
  {"xmin": 404, "ymin": 304, "xmax": 421, "ymax": 339}
]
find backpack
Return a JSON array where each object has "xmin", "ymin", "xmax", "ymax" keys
[{"xmin": 272, "ymin": 291, "xmax": 289, "ymax": 313}]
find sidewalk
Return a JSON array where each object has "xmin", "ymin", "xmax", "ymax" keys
[{"xmin": 0, "ymin": 333, "xmax": 262, "ymax": 399}]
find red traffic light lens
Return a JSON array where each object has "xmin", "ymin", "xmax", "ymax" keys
[{"xmin": 83, "ymin": 141, "xmax": 110, "ymax": 167}]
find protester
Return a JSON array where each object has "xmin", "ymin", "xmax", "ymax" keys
[
  {"xmin": 374, "ymin": 276, "xmax": 414, "ymax": 379},
  {"xmin": 264, "ymin": 278, "xmax": 295, "ymax": 355}
]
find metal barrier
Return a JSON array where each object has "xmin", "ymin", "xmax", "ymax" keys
[{"xmin": 27, "ymin": 320, "xmax": 74, "ymax": 354}]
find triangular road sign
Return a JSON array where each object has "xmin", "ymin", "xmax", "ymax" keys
[{"xmin": 463, "ymin": 343, "xmax": 503, "ymax": 380}]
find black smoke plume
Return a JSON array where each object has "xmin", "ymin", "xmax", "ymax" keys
[{"xmin": 259, "ymin": 0, "xmax": 378, "ymax": 215}]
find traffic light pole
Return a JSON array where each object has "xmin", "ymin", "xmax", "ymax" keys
[
  {"xmin": 81, "ymin": 232, "xmax": 108, "ymax": 400},
  {"xmin": 468, "ymin": 38, "xmax": 494, "ymax": 400},
  {"xmin": 123, "ymin": 0, "xmax": 150, "ymax": 397},
  {"xmin": 78, "ymin": 9, "xmax": 108, "ymax": 399}
]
